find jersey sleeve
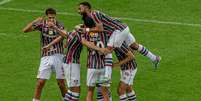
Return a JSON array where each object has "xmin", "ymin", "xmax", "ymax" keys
[
  {"xmin": 32, "ymin": 21, "xmax": 43, "ymax": 31},
  {"xmin": 118, "ymin": 43, "xmax": 129, "ymax": 54},
  {"xmin": 91, "ymin": 11, "xmax": 103, "ymax": 24}
]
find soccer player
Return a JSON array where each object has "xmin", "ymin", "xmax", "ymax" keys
[
  {"xmin": 84, "ymin": 31, "xmax": 110, "ymax": 101},
  {"xmin": 77, "ymin": 1, "xmax": 161, "ymax": 69},
  {"xmin": 87, "ymin": 41, "xmax": 138, "ymax": 101},
  {"xmin": 113, "ymin": 42, "xmax": 137, "ymax": 101},
  {"xmin": 22, "ymin": 8, "xmax": 67, "ymax": 101},
  {"xmin": 42, "ymin": 22, "xmax": 83, "ymax": 100},
  {"xmin": 77, "ymin": 3, "xmax": 114, "ymax": 86},
  {"xmin": 44, "ymin": 20, "xmax": 110, "ymax": 101},
  {"xmin": 79, "ymin": 15, "xmax": 138, "ymax": 101},
  {"xmin": 78, "ymin": 16, "xmax": 112, "ymax": 101}
]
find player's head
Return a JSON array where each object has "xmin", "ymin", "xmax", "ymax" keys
[
  {"xmin": 78, "ymin": 1, "xmax": 91, "ymax": 15},
  {"xmin": 83, "ymin": 16, "xmax": 95, "ymax": 28},
  {"xmin": 45, "ymin": 8, "xmax": 56, "ymax": 22}
]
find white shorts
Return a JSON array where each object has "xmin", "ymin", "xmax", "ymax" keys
[
  {"xmin": 120, "ymin": 68, "xmax": 137, "ymax": 85},
  {"xmin": 37, "ymin": 54, "xmax": 65, "ymax": 80},
  {"xmin": 108, "ymin": 27, "xmax": 135, "ymax": 47},
  {"xmin": 87, "ymin": 69, "xmax": 105, "ymax": 87},
  {"xmin": 63, "ymin": 63, "xmax": 80, "ymax": 87},
  {"xmin": 125, "ymin": 33, "xmax": 136, "ymax": 47}
]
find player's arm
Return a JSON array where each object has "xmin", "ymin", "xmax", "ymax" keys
[
  {"xmin": 75, "ymin": 23, "xmax": 103, "ymax": 33},
  {"xmin": 81, "ymin": 38, "xmax": 113, "ymax": 54},
  {"xmin": 22, "ymin": 17, "xmax": 44, "ymax": 33},
  {"xmin": 81, "ymin": 38, "xmax": 99, "ymax": 50},
  {"xmin": 88, "ymin": 11, "xmax": 104, "ymax": 32},
  {"xmin": 53, "ymin": 26, "xmax": 68, "ymax": 39},
  {"xmin": 47, "ymin": 22, "xmax": 68, "ymax": 38},
  {"xmin": 87, "ymin": 23, "xmax": 104, "ymax": 32},
  {"xmin": 42, "ymin": 36, "xmax": 63, "ymax": 51},
  {"xmin": 113, "ymin": 51, "xmax": 134, "ymax": 67}
]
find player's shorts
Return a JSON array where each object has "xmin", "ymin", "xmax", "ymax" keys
[
  {"xmin": 108, "ymin": 27, "xmax": 135, "ymax": 48},
  {"xmin": 125, "ymin": 32, "xmax": 136, "ymax": 47},
  {"xmin": 63, "ymin": 63, "xmax": 80, "ymax": 87},
  {"xmin": 37, "ymin": 54, "xmax": 64, "ymax": 80},
  {"xmin": 120, "ymin": 68, "xmax": 137, "ymax": 85},
  {"xmin": 87, "ymin": 68, "xmax": 105, "ymax": 87}
]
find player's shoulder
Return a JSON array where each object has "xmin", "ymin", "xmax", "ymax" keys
[
  {"xmin": 92, "ymin": 10, "xmax": 104, "ymax": 15},
  {"xmin": 69, "ymin": 31, "xmax": 81, "ymax": 38}
]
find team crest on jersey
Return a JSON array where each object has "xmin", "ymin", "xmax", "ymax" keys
[
  {"xmin": 89, "ymin": 32, "xmax": 99, "ymax": 42},
  {"xmin": 49, "ymin": 30, "xmax": 54, "ymax": 35},
  {"xmin": 89, "ymin": 32, "xmax": 98, "ymax": 37}
]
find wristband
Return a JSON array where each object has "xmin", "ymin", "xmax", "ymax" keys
[{"xmin": 86, "ymin": 28, "xmax": 90, "ymax": 32}]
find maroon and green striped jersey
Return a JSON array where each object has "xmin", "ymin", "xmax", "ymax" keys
[
  {"xmin": 33, "ymin": 20, "xmax": 64, "ymax": 57},
  {"xmin": 114, "ymin": 42, "xmax": 137, "ymax": 70},
  {"xmin": 64, "ymin": 31, "xmax": 83, "ymax": 64},
  {"xmin": 90, "ymin": 10, "xmax": 127, "ymax": 36},
  {"xmin": 85, "ymin": 32, "xmax": 108, "ymax": 69}
]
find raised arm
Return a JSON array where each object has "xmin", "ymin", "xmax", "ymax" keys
[{"xmin": 22, "ymin": 17, "xmax": 44, "ymax": 33}]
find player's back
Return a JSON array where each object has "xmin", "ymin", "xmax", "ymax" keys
[
  {"xmin": 64, "ymin": 31, "xmax": 83, "ymax": 64},
  {"xmin": 90, "ymin": 10, "xmax": 127, "ymax": 35},
  {"xmin": 114, "ymin": 42, "xmax": 137, "ymax": 70}
]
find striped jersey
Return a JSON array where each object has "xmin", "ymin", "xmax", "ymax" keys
[
  {"xmin": 114, "ymin": 42, "xmax": 137, "ymax": 70},
  {"xmin": 64, "ymin": 31, "xmax": 83, "ymax": 64},
  {"xmin": 83, "ymin": 13, "xmax": 113, "ymax": 68},
  {"xmin": 33, "ymin": 20, "xmax": 64, "ymax": 57},
  {"xmin": 90, "ymin": 10, "xmax": 127, "ymax": 36},
  {"xmin": 85, "ymin": 32, "xmax": 108, "ymax": 69}
]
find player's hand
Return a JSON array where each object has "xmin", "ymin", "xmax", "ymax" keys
[
  {"xmin": 42, "ymin": 45, "xmax": 51, "ymax": 52},
  {"xmin": 75, "ymin": 24, "xmax": 84, "ymax": 29},
  {"xmin": 75, "ymin": 25, "xmax": 81, "ymax": 32},
  {"xmin": 78, "ymin": 24, "xmax": 84, "ymax": 27},
  {"xmin": 47, "ymin": 21, "xmax": 56, "ymax": 28},
  {"xmin": 76, "ymin": 28, "xmax": 86, "ymax": 33}
]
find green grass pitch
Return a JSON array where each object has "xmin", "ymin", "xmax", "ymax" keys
[{"xmin": 0, "ymin": 0, "xmax": 201, "ymax": 101}]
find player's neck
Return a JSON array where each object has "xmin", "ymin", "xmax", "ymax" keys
[{"xmin": 86, "ymin": 10, "xmax": 91, "ymax": 16}]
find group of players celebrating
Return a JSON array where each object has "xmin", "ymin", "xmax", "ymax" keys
[{"xmin": 23, "ymin": 1, "xmax": 161, "ymax": 101}]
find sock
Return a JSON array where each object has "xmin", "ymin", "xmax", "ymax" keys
[
  {"xmin": 64, "ymin": 90, "xmax": 80, "ymax": 101},
  {"xmin": 104, "ymin": 54, "xmax": 113, "ymax": 78},
  {"xmin": 32, "ymin": 98, "xmax": 40, "ymax": 101},
  {"xmin": 127, "ymin": 91, "xmax": 136, "ymax": 101},
  {"xmin": 137, "ymin": 44, "xmax": 156, "ymax": 61},
  {"xmin": 119, "ymin": 94, "xmax": 127, "ymax": 101},
  {"xmin": 96, "ymin": 85, "xmax": 112, "ymax": 101},
  {"xmin": 97, "ymin": 86, "xmax": 103, "ymax": 101}
]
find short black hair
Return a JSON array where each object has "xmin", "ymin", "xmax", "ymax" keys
[
  {"xmin": 45, "ymin": 8, "xmax": 56, "ymax": 15},
  {"xmin": 83, "ymin": 16, "xmax": 96, "ymax": 28},
  {"xmin": 79, "ymin": 1, "xmax": 91, "ymax": 9}
]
